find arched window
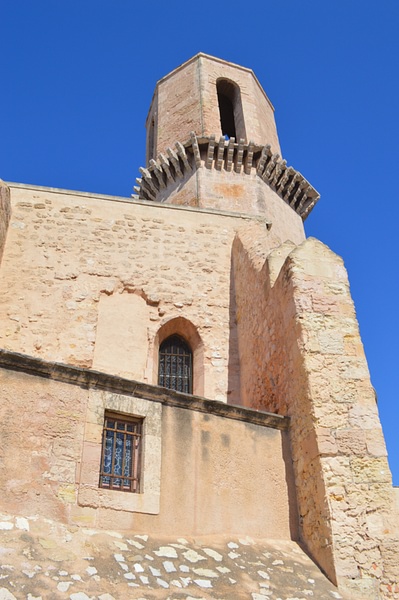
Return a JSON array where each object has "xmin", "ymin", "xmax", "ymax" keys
[
  {"xmin": 158, "ymin": 335, "xmax": 193, "ymax": 394},
  {"xmin": 216, "ymin": 79, "xmax": 246, "ymax": 142}
]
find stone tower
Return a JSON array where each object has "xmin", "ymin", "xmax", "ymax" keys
[
  {"xmin": 0, "ymin": 54, "xmax": 397, "ymax": 599},
  {"xmin": 136, "ymin": 53, "xmax": 318, "ymax": 236}
]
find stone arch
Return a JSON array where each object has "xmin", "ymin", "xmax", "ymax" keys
[
  {"xmin": 216, "ymin": 78, "xmax": 246, "ymax": 142},
  {"xmin": 153, "ymin": 317, "xmax": 204, "ymax": 396}
]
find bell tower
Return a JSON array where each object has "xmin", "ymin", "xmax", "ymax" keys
[{"xmin": 135, "ymin": 53, "xmax": 319, "ymax": 245}]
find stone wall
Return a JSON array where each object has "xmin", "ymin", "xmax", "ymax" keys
[
  {"xmin": 0, "ymin": 181, "xmax": 11, "ymax": 265},
  {"xmin": 0, "ymin": 357, "xmax": 296, "ymax": 540},
  {"xmin": 232, "ymin": 233, "xmax": 399, "ymax": 599},
  {"xmin": 0, "ymin": 184, "xmax": 304, "ymax": 404}
]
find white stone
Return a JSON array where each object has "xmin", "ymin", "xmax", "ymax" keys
[
  {"xmin": 70, "ymin": 594, "xmax": 91, "ymax": 600},
  {"xmin": 135, "ymin": 534, "xmax": 148, "ymax": 541},
  {"xmin": 227, "ymin": 542, "xmax": 239, "ymax": 549},
  {"xmin": 22, "ymin": 570, "xmax": 36, "ymax": 579},
  {"xmin": 114, "ymin": 553, "xmax": 125, "ymax": 562},
  {"xmin": 154, "ymin": 546, "xmax": 178, "ymax": 558},
  {"xmin": 133, "ymin": 563, "xmax": 144, "ymax": 573},
  {"xmin": 15, "ymin": 517, "xmax": 29, "ymax": 531},
  {"xmin": 85, "ymin": 566, "xmax": 97, "ymax": 576},
  {"xmin": 0, "ymin": 590, "xmax": 17, "ymax": 600},
  {"xmin": 0, "ymin": 523, "xmax": 13, "ymax": 531},
  {"xmin": 127, "ymin": 539, "xmax": 144, "ymax": 549},
  {"xmin": 139, "ymin": 575, "xmax": 149, "ymax": 584},
  {"xmin": 113, "ymin": 541, "xmax": 129, "ymax": 551},
  {"xmin": 194, "ymin": 579, "xmax": 212, "ymax": 588},
  {"xmin": 171, "ymin": 579, "xmax": 182, "ymax": 587},
  {"xmin": 238, "ymin": 537, "xmax": 254, "ymax": 545},
  {"xmin": 258, "ymin": 570, "xmax": 270, "ymax": 579},
  {"xmin": 228, "ymin": 551, "xmax": 240, "ymax": 559},
  {"xmin": 124, "ymin": 573, "xmax": 136, "ymax": 580},
  {"xmin": 57, "ymin": 582, "xmax": 71, "ymax": 592},
  {"xmin": 149, "ymin": 566, "xmax": 161, "ymax": 576},
  {"xmin": 216, "ymin": 566, "xmax": 231, "ymax": 574},
  {"xmin": 203, "ymin": 548, "xmax": 223, "ymax": 561},
  {"xmin": 179, "ymin": 565, "xmax": 190, "ymax": 573},
  {"xmin": 192, "ymin": 568, "xmax": 218, "ymax": 578},
  {"xmin": 163, "ymin": 561, "xmax": 176, "ymax": 573},
  {"xmin": 156, "ymin": 578, "xmax": 169, "ymax": 588},
  {"xmin": 98, "ymin": 595, "xmax": 116, "ymax": 600},
  {"xmin": 182, "ymin": 549, "xmax": 206, "ymax": 563}
]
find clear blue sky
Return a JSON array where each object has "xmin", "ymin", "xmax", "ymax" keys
[{"xmin": 1, "ymin": 1, "xmax": 398, "ymax": 484}]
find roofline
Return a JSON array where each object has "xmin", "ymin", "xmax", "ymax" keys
[
  {"xmin": 145, "ymin": 53, "xmax": 275, "ymax": 125},
  {"xmin": 5, "ymin": 181, "xmax": 274, "ymax": 223}
]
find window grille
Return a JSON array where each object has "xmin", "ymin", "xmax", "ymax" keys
[
  {"xmin": 99, "ymin": 413, "xmax": 143, "ymax": 493},
  {"xmin": 158, "ymin": 335, "xmax": 193, "ymax": 394}
]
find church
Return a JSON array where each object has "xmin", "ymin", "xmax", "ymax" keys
[{"xmin": 0, "ymin": 53, "xmax": 398, "ymax": 599}]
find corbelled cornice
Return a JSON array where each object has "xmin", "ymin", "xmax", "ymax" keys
[{"xmin": 134, "ymin": 133, "xmax": 320, "ymax": 220}]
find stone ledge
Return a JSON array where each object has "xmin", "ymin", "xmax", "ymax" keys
[
  {"xmin": 0, "ymin": 349, "xmax": 289, "ymax": 431},
  {"xmin": 6, "ymin": 181, "xmax": 272, "ymax": 225}
]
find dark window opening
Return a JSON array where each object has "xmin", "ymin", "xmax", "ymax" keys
[
  {"xmin": 218, "ymin": 91, "xmax": 236, "ymax": 139},
  {"xmin": 158, "ymin": 335, "xmax": 193, "ymax": 394},
  {"xmin": 99, "ymin": 413, "xmax": 143, "ymax": 493},
  {"xmin": 217, "ymin": 79, "xmax": 245, "ymax": 142}
]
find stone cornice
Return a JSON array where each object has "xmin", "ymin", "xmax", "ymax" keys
[
  {"xmin": 134, "ymin": 133, "xmax": 320, "ymax": 220},
  {"xmin": 0, "ymin": 349, "xmax": 289, "ymax": 431}
]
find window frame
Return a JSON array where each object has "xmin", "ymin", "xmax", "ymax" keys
[
  {"xmin": 99, "ymin": 412, "xmax": 143, "ymax": 494},
  {"xmin": 158, "ymin": 334, "xmax": 193, "ymax": 394}
]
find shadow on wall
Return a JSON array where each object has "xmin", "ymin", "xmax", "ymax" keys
[{"xmin": 228, "ymin": 259, "xmax": 241, "ymax": 405}]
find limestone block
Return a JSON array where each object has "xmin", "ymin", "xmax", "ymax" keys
[
  {"xmin": 350, "ymin": 456, "xmax": 392, "ymax": 484},
  {"xmin": 335, "ymin": 430, "xmax": 367, "ymax": 456}
]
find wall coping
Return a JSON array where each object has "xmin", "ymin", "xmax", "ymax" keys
[
  {"xmin": 5, "ymin": 181, "xmax": 271, "ymax": 225},
  {"xmin": 0, "ymin": 349, "xmax": 289, "ymax": 431}
]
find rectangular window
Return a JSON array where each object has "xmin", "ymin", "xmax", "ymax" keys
[{"xmin": 99, "ymin": 412, "xmax": 143, "ymax": 493}]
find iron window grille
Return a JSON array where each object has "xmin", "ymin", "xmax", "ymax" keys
[
  {"xmin": 99, "ymin": 413, "xmax": 143, "ymax": 493},
  {"xmin": 158, "ymin": 335, "xmax": 193, "ymax": 394}
]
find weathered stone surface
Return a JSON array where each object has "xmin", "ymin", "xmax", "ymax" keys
[{"xmin": 0, "ymin": 512, "xmax": 346, "ymax": 599}]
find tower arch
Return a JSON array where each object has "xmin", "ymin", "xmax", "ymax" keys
[{"xmin": 216, "ymin": 78, "xmax": 246, "ymax": 142}]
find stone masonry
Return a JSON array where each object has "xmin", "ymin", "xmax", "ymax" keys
[{"xmin": 0, "ymin": 53, "xmax": 398, "ymax": 599}]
